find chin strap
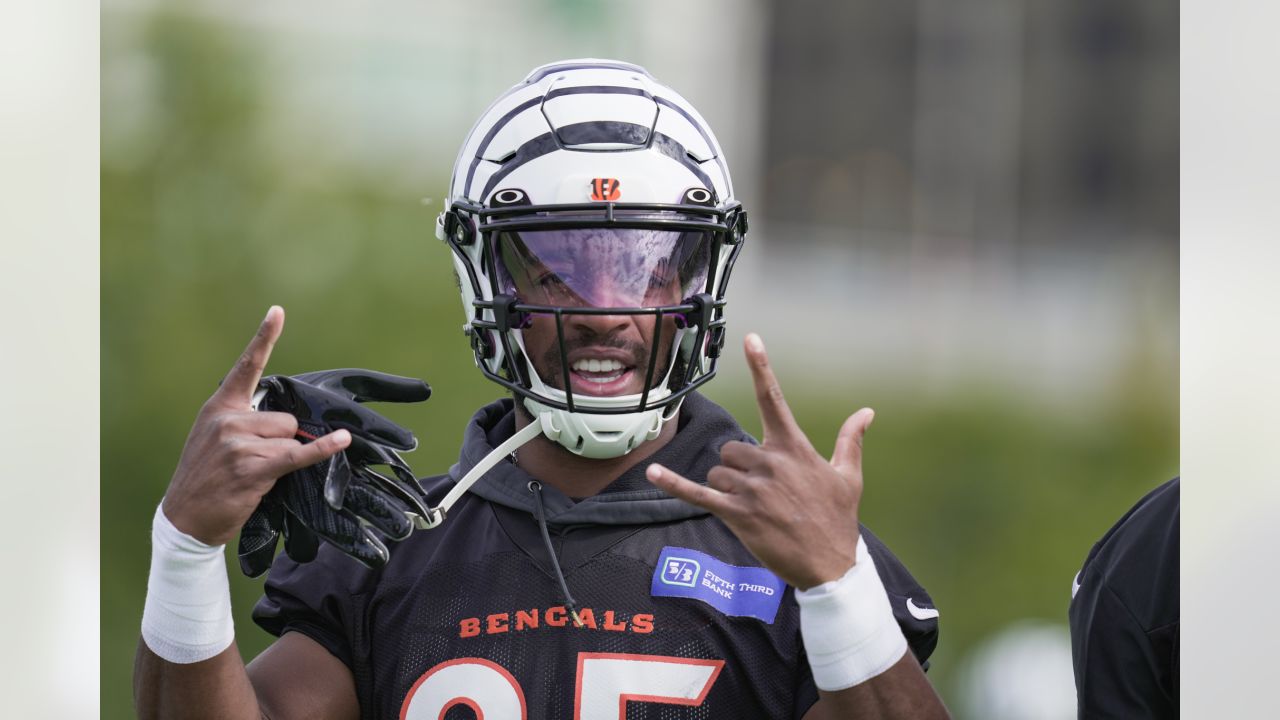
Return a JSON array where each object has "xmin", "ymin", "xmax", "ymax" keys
[{"xmin": 419, "ymin": 419, "xmax": 545, "ymax": 529}]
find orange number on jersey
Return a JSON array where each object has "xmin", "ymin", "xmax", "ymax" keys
[
  {"xmin": 575, "ymin": 653, "xmax": 724, "ymax": 720},
  {"xmin": 399, "ymin": 657, "xmax": 525, "ymax": 719},
  {"xmin": 400, "ymin": 653, "xmax": 724, "ymax": 719}
]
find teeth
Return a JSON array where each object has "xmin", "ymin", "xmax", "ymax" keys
[
  {"xmin": 572, "ymin": 358, "xmax": 624, "ymax": 373},
  {"xmin": 583, "ymin": 372, "xmax": 623, "ymax": 383}
]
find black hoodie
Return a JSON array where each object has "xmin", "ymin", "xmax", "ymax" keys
[{"xmin": 255, "ymin": 392, "xmax": 939, "ymax": 719}]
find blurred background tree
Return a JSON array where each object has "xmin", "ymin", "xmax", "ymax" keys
[{"xmin": 102, "ymin": 2, "xmax": 1176, "ymax": 718}]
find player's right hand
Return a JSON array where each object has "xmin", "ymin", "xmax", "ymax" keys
[{"xmin": 161, "ymin": 306, "xmax": 352, "ymax": 547}]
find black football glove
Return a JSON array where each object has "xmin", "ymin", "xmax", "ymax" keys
[{"xmin": 237, "ymin": 369, "xmax": 432, "ymax": 577}]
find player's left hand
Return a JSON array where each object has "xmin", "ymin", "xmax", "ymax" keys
[{"xmin": 646, "ymin": 333, "xmax": 873, "ymax": 590}]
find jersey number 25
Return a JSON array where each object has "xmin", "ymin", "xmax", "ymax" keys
[{"xmin": 400, "ymin": 652, "xmax": 725, "ymax": 719}]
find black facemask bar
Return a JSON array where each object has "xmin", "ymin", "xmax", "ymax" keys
[{"xmin": 443, "ymin": 198, "xmax": 747, "ymax": 415}]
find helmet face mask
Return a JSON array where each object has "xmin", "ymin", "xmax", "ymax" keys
[
  {"xmin": 438, "ymin": 60, "xmax": 747, "ymax": 458},
  {"xmin": 495, "ymin": 225, "xmax": 709, "ymax": 398}
]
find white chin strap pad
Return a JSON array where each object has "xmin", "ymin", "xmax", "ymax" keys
[
  {"xmin": 509, "ymin": 325, "xmax": 687, "ymax": 459},
  {"xmin": 526, "ymin": 396, "xmax": 680, "ymax": 459}
]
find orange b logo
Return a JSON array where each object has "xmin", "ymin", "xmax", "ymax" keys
[{"xmin": 590, "ymin": 178, "xmax": 621, "ymax": 201}]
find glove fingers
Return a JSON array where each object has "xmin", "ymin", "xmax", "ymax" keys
[
  {"xmin": 341, "ymin": 372, "xmax": 431, "ymax": 404},
  {"xmin": 292, "ymin": 369, "xmax": 431, "ymax": 404},
  {"xmin": 284, "ymin": 483, "xmax": 393, "ymax": 569},
  {"xmin": 344, "ymin": 526, "xmax": 391, "ymax": 569},
  {"xmin": 239, "ymin": 539, "xmax": 279, "ymax": 578},
  {"xmin": 282, "ymin": 509, "xmax": 320, "ymax": 564},
  {"xmin": 356, "ymin": 465, "xmax": 431, "ymax": 519},
  {"xmin": 383, "ymin": 463, "xmax": 432, "ymax": 519},
  {"xmin": 385, "ymin": 458, "xmax": 421, "ymax": 492},
  {"xmin": 343, "ymin": 435, "xmax": 386, "ymax": 467},
  {"xmin": 347, "ymin": 436, "xmax": 417, "ymax": 480},
  {"xmin": 325, "ymin": 369, "xmax": 432, "ymax": 404},
  {"xmin": 325, "ymin": 404, "xmax": 419, "ymax": 451},
  {"xmin": 323, "ymin": 451, "xmax": 351, "ymax": 510},
  {"xmin": 344, "ymin": 483, "xmax": 414, "ymax": 541},
  {"xmin": 310, "ymin": 508, "xmax": 390, "ymax": 569},
  {"xmin": 238, "ymin": 499, "xmax": 281, "ymax": 554},
  {"xmin": 261, "ymin": 374, "xmax": 419, "ymax": 451}
]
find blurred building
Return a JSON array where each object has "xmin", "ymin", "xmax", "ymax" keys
[
  {"xmin": 764, "ymin": 0, "xmax": 1177, "ymax": 255},
  {"xmin": 742, "ymin": 0, "xmax": 1177, "ymax": 403},
  {"xmin": 104, "ymin": 0, "xmax": 1177, "ymax": 404}
]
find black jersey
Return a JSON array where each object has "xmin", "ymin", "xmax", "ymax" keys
[
  {"xmin": 1069, "ymin": 477, "xmax": 1179, "ymax": 719},
  {"xmin": 254, "ymin": 393, "xmax": 939, "ymax": 719}
]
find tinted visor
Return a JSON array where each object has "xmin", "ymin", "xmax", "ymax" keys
[{"xmin": 494, "ymin": 228, "xmax": 711, "ymax": 308}]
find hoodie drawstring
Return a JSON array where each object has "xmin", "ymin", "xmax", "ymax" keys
[{"xmin": 528, "ymin": 480, "xmax": 583, "ymax": 627}]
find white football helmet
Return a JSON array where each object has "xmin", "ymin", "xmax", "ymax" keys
[{"xmin": 437, "ymin": 59, "xmax": 747, "ymax": 459}]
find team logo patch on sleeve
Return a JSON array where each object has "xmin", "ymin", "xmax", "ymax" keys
[{"xmin": 651, "ymin": 547, "xmax": 784, "ymax": 623}]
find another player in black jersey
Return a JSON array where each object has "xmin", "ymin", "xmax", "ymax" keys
[
  {"xmin": 1069, "ymin": 477, "xmax": 1179, "ymax": 718},
  {"xmin": 135, "ymin": 60, "xmax": 950, "ymax": 719}
]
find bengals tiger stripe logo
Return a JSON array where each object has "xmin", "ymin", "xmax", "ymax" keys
[{"xmin": 590, "ymin": 178, "xmax": 621, "ymax": 201}]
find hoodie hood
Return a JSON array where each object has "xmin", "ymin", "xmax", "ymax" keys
[{"xmin": 449, "ymin": 392, "xmax": 753, "ymax": 527}]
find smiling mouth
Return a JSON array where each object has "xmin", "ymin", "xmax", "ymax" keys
[
  {"xmin": 565, "ymin": 357, "xmax": 639, "ymax": 396},
  {"xmin": 571, "ymin": 357, "xmax": 628, "ymax": 383}
]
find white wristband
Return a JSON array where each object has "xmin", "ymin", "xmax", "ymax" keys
[
  {"xmin": 141, "ymin": 504, "xmax": 235, "ymax": 664},
  {"xmin": 795, "ymin": 536, "xmax": 909, "ymax": 691}
]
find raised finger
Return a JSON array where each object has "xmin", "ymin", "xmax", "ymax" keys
[
  {"xmin": 743, "ymin": 333, "xmax": 803, "ymax": 445},
  {"xmin": 215, "ymin": 306, "xmax": 285, "ymax": 406},
  {"xmin": 260, "ymin": 429, "xmax": 352, "ymax": 477},
  {"xmin": 830, "ymin": 407, "xmax": 874, "ymax": 476},
  {"xmin": 719, "ymin": 440, "xmax": 768, "ymax": 471},
  {"xmin": 646, "ymin": 463, "xmax": 737, "ymax": 516}
]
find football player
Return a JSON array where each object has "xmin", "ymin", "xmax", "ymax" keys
[
  {"xmin": 1069, "ymin": 477, "xmax": 1179, "ymax": 717},
  {"xmin": 135, "ymin": 59, "xmax": 949, "ymax": 719}
]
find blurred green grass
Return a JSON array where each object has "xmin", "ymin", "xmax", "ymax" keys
[{"xmin": 102, "ymin": 11, "xmax": 1175, "ymax": 718}]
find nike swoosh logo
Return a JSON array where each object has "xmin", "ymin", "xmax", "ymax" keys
[
  {"xmin": 906, "ymin": 597, "xmax": 939, "ymax": 621},
  {"xmin": 1071, "ymin": 571, "xmax": 1081, "ymax": 599}
]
